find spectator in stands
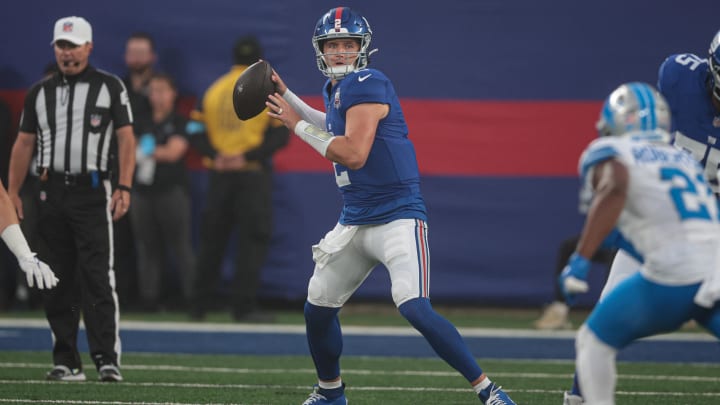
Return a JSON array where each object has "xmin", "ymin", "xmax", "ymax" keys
[
  {"xmin": 124, "ymin": 32, "xmax": 156, "ymax": 130},
  {"xmin": 130, "ymin": 73, "xmax": 195, "ymax": 311},
  {"xmin": 533, "ymin": 233, "xmax": 615, "ymax": 329},
  {"xmin": 115, "ymin": 32, "xmax": 158, "ymax": 310},
  {"xmin": 187, "ymin": 36, "xmax": 289, "ymax": 322}
]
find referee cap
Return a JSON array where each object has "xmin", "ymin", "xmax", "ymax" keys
[{"xmin": 52, "ymin": 16, "xmax": 92, "ymax": 46}]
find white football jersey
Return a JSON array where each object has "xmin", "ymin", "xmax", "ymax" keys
[{"xmin": 579, "ymin": 131, "xmax": 720, "ymax": 285}]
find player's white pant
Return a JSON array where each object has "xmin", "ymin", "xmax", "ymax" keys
[
  {"xmin": 307, "ymin": 218, "xmax": 430, "ymax": 308},
  {"xmin": 599, "ymin": 248, "xmax": 641, "ymax": 300},
  {"xmin": 576, "ymin": 325, "xmax": 617, "ymax": 405}
]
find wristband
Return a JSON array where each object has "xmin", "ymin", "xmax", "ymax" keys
[
  {"xmin": 117, "ymin": 184, "xmax": 132, "ymax": 192},
  {"xmin": 1, "ymin": 224, "xmax": 33, "ymax": 260},
  {"xmin": 294, "ymin": 120, "xmax": 335, "ymax": 157}
]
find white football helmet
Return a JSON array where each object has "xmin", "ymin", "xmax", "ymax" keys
[{"xmin": 596, "ymin": 82, "xmax": 671, "ymax": 137}]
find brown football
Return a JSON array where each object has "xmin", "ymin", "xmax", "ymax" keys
[{"xmin": 232, "ymin": 60, "xmax": 276, "ymax": 120}]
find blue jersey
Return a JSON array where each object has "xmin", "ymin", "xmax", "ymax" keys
[
  {"xmin": 323, "ymin": 68, "xmax": 427, "ymax": 225},
  {"xmin": 658, "ymin": 53, "xmax": 720, "ymax": 191}
]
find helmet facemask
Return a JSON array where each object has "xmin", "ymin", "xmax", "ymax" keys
[
  {"xmin": 710, "ymin": 30, "xmax": 720, "ymax": 103},
  {"xmin": 709, "ymin": 56, "xmax": 720, "ymax": 103}
]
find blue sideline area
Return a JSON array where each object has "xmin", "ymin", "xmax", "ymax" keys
[
  {"xmin": 192, "ymin": 172, "xmax": 595, "ymax": 307},
  {"xmin": 2, "ymin": 325, "xmax": 718, "ymax": 363}
]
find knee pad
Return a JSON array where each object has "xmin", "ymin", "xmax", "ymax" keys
[{"xmin": 307, "ymin": 273, "xmax": 324, "ymax": 305}]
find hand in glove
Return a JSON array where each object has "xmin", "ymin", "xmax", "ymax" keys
[
  {"xmin": 18, "ymin": 254, "xmax": 59, "ymax": 290},
  {"xmin": 558, "ymin": 252, "xmax": 591, "ymax": 306}
]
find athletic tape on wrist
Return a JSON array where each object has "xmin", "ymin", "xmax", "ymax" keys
[
  {"xmin": 294, "ymin": 120, "xmax": 335, "ymax": 157},
  {"xmin": 1, "ymin": 224, "xmax": 33, "ymax": 260}
]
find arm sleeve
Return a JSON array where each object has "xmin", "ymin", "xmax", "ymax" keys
[{"xmin": 283, "ymin": 89, "xmax": 326, "ymax": 129}]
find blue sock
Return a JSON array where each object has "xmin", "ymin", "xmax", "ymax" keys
[
  {"xmin": 570, "ymin": 372, "xmax": 582, "ymax": 396},
  {"xmin": 304, "ymin": 301, "xmax": 343, "ymax": 381},
  {"xmin": 398, "ymin": 298, "xmax": 483, "ymax": 382}
]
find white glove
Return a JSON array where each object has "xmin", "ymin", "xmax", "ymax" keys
[{"xmin": 18, "ymin": 254, "xmax": 59, "ymax": 290}]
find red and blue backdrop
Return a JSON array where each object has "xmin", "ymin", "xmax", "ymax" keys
[{"xmin": 1, "ymin": 0, "xmax": 716, "ymax": 306}]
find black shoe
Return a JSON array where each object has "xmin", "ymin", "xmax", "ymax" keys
[
  {"xmin": 98, "ymin": 364, "xmax": 123, "ymax": 382},
  {"xmin": 232, "ymin": 310, "xmax": 275, "ymax": 323}
]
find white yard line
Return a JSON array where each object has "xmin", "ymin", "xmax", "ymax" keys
[
  {"xmin": 2, "ymin": 362, "xmax": 720, "ymax": 382},
  {"xmin": 0, "ymin": 318, "xmax": 713, "ymax": 341}
]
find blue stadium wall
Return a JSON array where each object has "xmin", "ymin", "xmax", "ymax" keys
[{"xmin": 1, "ymin": 0, "xmax": 717, "ymax": 306}]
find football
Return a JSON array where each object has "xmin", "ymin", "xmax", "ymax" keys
[{"xmin": 232, "ymin": 60, "xmax": 276, "ymax": 120}]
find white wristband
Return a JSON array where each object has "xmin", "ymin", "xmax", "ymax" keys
[
  {"xmin": 1, "ymin": 224, "xmax": 33, "ymax": 260},
  {"xmin": 294, "ymin": 120, "xmax": 335, "ymax": 157}
]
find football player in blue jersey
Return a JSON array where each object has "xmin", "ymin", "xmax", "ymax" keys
[
  {"xmin": 265, "ymin": 6, "xmax": 516, "ymax": 405},
  {"xmin": 559, "ymin": 82, "xmax": 720, "ymax": 405},
  {"xmin": 658, "ymin": 29, "xmax": 720, "ymax": 192}
]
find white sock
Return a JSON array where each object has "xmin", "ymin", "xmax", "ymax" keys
[
  {"xmin": 576, "ymin": 325, "xmax": 617, "ymax": 405},
  {"xmin": 318, "ymin": 379, "xmax": 342, "ymax": 390},
  {"xmin": 473, "ymin": 376, "xmax": 492, "ymax": 394}
]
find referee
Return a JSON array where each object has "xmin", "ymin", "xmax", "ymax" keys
[{"xmin": 8, "ymin": 16, "xmax": 135, "ymax": 382}]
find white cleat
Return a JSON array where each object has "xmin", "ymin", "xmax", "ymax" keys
[
  {"xmin": 534, "ymin": 301, "xmax": 572, "ymax": 330},
  {"xmin": 563, "ymin": 391, "xmax": 584, "ymax": 405}
]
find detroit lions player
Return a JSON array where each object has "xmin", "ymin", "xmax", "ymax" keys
[
  {"xmin": 560, "ymin": 30, "xmax": 720, "ymax": 405},
  {"xmin": 265, "ymin": 6, "xmax": 515, "ymax": 405},
  {"xmin": 560, "ymin": 82, "xmax": 720, "ymax": 405}
]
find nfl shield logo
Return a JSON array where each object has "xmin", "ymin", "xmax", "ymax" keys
[
  {"xmin": 90, "ymin": 114, "xmax": 102, "ymax": 128},
  {"xmin": 334, "ymin": 89, "xmax": 341, "ymax": 109},
  {"xmin": 713, "ymin": 116, "xmax": 720, "ymax": 128},
  {"xmin": 63, "ymin": 22, "xmax": 74, "ymax": 32}
]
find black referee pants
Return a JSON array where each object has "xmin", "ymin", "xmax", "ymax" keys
[
  {"xmin": 36, "ymin": 177, "xmax": 120, "ymax": 371},
  {"xmin": 193, "ymin": 170, "xmax": 272, "ymax": 317}
]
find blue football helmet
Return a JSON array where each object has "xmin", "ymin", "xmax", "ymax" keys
[
  {"xmin": 709, "ymin": 29, "xmax": 720, "ymax": 102},
  {"xmin": 312, "ymin": 7, "xmax": 372, "ymax": 79},
  {"xmin": 596, "ymin": 82, "xmax": 671, "ymax": 137}
]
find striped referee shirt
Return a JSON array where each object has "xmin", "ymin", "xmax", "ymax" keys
[{"xmin": 19, "ymin": 65, "xmax": 133, "ymax": 174}]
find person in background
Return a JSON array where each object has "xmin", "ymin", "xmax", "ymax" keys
[
  {"xmin": 266, "ymin": 7, "xmax": 515, "ymax": 405},
  {"xmin": 130, "ymin": 72, "xmax": 195, "ymax": 311},
  {"xmin": 533, "ymin": 234, "xmax": 615, "ymax": 330},
  {"xmin": 114, "ymin": 31, "xmax": 158, "ymax": 310},
  {"xmin": 187, "ymin": 36, "xmax": 289, "ymax": 322},
  {"xmin": 8, "ymin": 16, "xmax": 135, "ymax": 382}
]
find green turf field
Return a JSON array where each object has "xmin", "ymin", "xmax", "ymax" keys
[
  {"xmin": 1, "ymin": 351, "xmax": 719, "ymax": 404},
  {"xmin": 0, "ymin": 305, "xmax": 715, "ymax": 404}
]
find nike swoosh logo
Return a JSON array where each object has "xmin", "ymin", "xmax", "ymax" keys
[{"xmin": 358, "ymin": 74, "xmax": 372, "ymax": 82}]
